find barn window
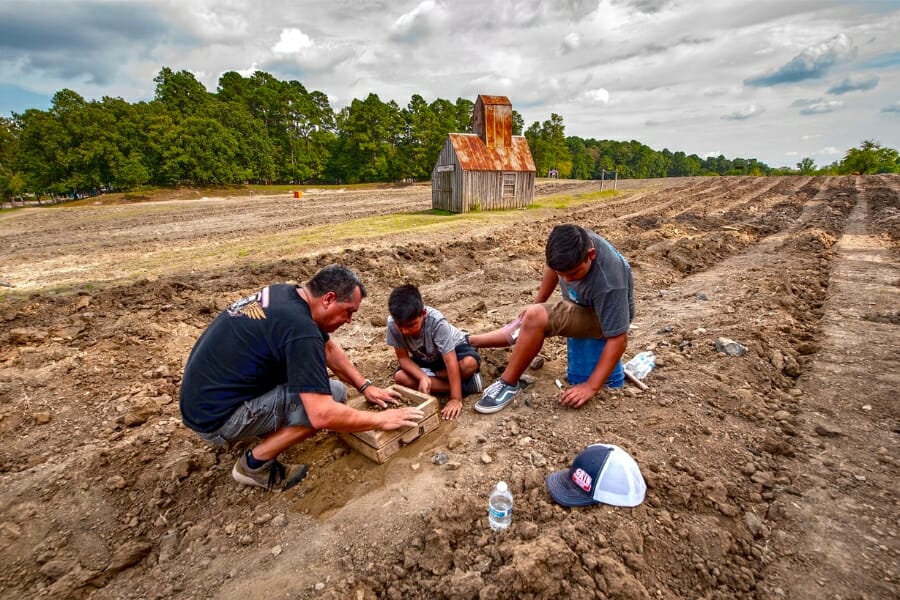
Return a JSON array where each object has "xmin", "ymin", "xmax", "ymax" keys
[{"xmin": 502, "ymin": 172, "xmax": 516, "ymax": 198}]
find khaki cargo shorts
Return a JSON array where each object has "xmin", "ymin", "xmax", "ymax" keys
[{"xmin": 541, "ymin": 301, "xmax": 604, "ymax": 339}]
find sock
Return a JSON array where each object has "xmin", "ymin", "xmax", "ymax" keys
[{"xmin": 245, "ymin": 449, "xmax": 268, "ymax": 469}]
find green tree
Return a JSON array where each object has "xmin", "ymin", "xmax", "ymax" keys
[
  {"xmin": 839, "ymin": 140, "xmax": 899, "ymax": 174},
  {"xmin": 153, "ymin": 67, "xmax": 212, "ymax": 119},
  {"xmin": 329, "ymin": 94, "xmax": 404, "ymax": 183},
  {"xmin": 797, "ymin": 157, "xmax": 816, "ymax": 175}
]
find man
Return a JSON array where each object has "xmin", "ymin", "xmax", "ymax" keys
[
  {"xmin": 469, "ymin": 224, "xmax": 634, "ymax": 412},
  {"xmin": 179, "ymin": 265, "xmax": 424, "ymax": 491}
]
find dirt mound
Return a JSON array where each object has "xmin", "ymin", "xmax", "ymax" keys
[{"xmin": 1, "ymin": 175, "xmax": 898, "ymax": 599}]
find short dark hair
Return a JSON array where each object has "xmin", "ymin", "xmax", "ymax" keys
[
  {"xmin": 306, "ymin": 265, "xmax": 367, "ymax": 302},
  {"xmin": 546, "ymin": 224, "xmax": 592, "ymax": 272},
  {"xmin": 388, "ymin": 284, "xmax": 424, "ymax": 324}
]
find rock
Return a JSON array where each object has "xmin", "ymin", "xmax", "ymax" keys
[
  {"xmin": 744, "ymin": 512, "xmax": 764, "ymax": 537},
  {"xmin": 171, "ymin": 456, "xmax": 193, "ymax": 480},
  {"xmin": 74, "ymin": 295, "xmax": 92, "ymax": 310},
  {"xmin": 106, "ymin": 475, "xmax": 127, "ymax": 490},
  {"xmin": 270, "ymin": 514, "xmax": 288, "ymax": 528},
  {"xmin": 772, "ymin": 410, "xmax": 791, "ymax": 422},
  {"xmin": 411, "ymin": 462, "xmax": 420, "ymax": 471},
  {"xmin": 530, "ymin": 452, "xmax": 547, "ymax": 467},
  {"xmin": 369, "ymin": 315, "xmax": 387, "ymax": 327},
  {"xmin": 814, "ymin": 422, "xmax": 842, "ymax": 437},
  {"xmin": 253, "ymin": 513, "xmax": 272, "ymax": 525},
  {"xmin": 446, "ymin": 461, "xmax": 461, "ymax": 470},
  {"xmin": 529, "ymin": 356, "xmax": 545, "ymax": 370},
  {"xmin": 472, "ymin": 300, "xmax": 486, "ymax": 312},
  {"xmin": 158, "ymin": 531, "xmax": 179, "ymax": 562},
  {"xmin": 519, "ymin": 373, "xmax": 535, "ymax": 387},
  {"xmin": 238, "ymin": 535, "xmax": 253, "ymax": 546},
  {"xmin": 271, "ymin": 545, "xmax": 283, "ymax": 556},
  {"xmin": 40, "ymin": 559, "xmax": 76, "ymax": 580},
  {"xmin": 480, "ymin": 453, "xmax": 492, "ymax": 464},
  {"xmin": 432, "ymin": 452, "xmax": 449, "ymax": 465},
  {"xmin": 33, "ymin": 411, "xmax": 52, "ymax": 424},
  {"xmin": 796, "ymin": 342, "xmax": 818, "ymax": 355},
  {"xmin": 9, "ymin": 327, "xmax": 48, "ymax": 344},
  {"xmin": 783, "ymin": 354, "xmax": 801, "ymax": 377},
  {"xmin": 715, "ymin": 337, "xmax": 747, "ymax": 356},
  {"xmin": 770, "ymin": 349, "xmax": 784, "ymax": 372}
]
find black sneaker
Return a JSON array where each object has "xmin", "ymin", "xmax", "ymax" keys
[
  {"xmin": 232, "ymin": 454, "xmax": 308, "ymax": 492},
  {"xmin": 474, "ymin": 379, "xmax": 521, "ymax": 414},
  {"xmin": 462, "ymin": 373, "xmax": 483, "ymax": 395}
]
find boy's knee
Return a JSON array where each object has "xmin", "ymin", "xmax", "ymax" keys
[
  {"xmin": 459, "ymin": 356, "xmax": 479, "ymax": 376},
  {"xmin": 523, "ymin": 304, "xmax": 549, "ymax": 327}
]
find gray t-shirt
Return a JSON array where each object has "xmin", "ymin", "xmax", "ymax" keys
[
  {"xmin": 386, "ymin": 306, "xmax": 466, "ymax": 364},
  {"xmin": 557, "ymin": 231, "xmax": 635, "ymax": 337}
]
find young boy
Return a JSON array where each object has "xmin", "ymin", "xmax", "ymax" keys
[
  {"xmin": 469, "ymin": 224, "xmax": 634, "ymax": 413},
  {"xmin": 387, "ymin": 285, "xmax": 483, "ymax": 420}
]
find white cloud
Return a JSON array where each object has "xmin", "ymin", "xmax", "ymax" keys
[
  {"xmin": 792, "ymin": 98, "xmax": 844, "ymax": 115},
  {"xmin": 816, "ymin": 146, "xmax": 841, "ymax": 156},
  {"xmin": 582, "ymin": 88, "xmax": 610, "ymax": 104},
  {"xmin": 721, "ymin": 104, "xmax": 764, "ymax": 120},
  {"xmin": 273, "ymin": 28, "xmax": 314, "ymax": 54}
]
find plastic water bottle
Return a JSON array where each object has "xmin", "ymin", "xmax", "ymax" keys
[
  {"xmin": 624, "ymin": 351, "xmax": 656, "ymax": 380},
  {"xmin": 488, "ymin": 481, "xmax": 513, "ymax": 531}
]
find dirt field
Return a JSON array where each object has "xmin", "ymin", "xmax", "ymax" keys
[{"xmin": 1, "ymin": 176, "xmax": 898, "ymax": 600}]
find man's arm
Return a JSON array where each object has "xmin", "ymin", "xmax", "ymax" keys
[
  {"xmin": 301, "ymin": 392, "xmax": 423, "ymax": 432},
  {"xmin": 534, "ymin": 265, "xmax": 558, "ymax": 304},
  {"xmin": 325, "ymin": 338, "xmax": 400, "ymax": 407},
  {"xmin": 560, "ymin": 332, "xmax": 628, "ymax": 408}
]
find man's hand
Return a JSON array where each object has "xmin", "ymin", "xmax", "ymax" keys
[
  {"xmin": 559, "ymin": 383, "xmax": 597, "ymax": 408},
  {"xmin": 441, "ymin": 398, "xmax": 462, "ymax": 421},
  {"xmin": 378, "ymin": 406, "xmax": 425, "ymax": 430},
  {"xmin": 364, "ymin": 385, "xmax": 402, "ymax": 408}
]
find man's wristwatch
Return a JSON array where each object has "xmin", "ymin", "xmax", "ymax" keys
[{"xmin": 357, "ymin": 379, "xmax": 373, "ymax": 394}]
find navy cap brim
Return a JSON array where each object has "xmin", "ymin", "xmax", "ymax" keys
[{"xmin": 545, "ymin": 470, "xmax": 599, "ymax": 507}]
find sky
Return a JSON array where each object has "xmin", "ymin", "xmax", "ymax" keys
[{"xmin": 1, "ymin": 0, "xmax": 898, "ymax": 169}]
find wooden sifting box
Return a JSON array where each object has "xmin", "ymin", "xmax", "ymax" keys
[{"xmin": 339, "ymin": 385, "xmax": 440, "ymax": 463}]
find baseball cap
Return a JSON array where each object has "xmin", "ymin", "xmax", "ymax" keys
[{"xmin": 545, "ymin": 443, "xmax": 646, "ymax": 507}]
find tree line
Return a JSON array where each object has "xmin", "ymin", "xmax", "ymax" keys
[{"xmin": 1, "ymin": 68, "xmax": 897, "ymax": 203}]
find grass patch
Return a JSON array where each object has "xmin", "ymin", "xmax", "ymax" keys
[{"xmin": 530, "ymin": 189, "xmax": 618, "ymax": 210}]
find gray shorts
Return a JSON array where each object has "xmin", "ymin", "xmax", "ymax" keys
[
  {"xmin": 197, "ymin": 380, "xmax": 347, "ymax": 445},
  {"xmin": 541, "ymin": 301, "xmax": 605, "ymax": 338}
]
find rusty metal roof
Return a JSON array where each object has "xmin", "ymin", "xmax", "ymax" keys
[
  {"xmin": 448, "ymin": 133, "xmax": 536, "ymax": 172},
  {"xmin": 477, "ymin": 95, "xmax": 511, "ymax": 106}
]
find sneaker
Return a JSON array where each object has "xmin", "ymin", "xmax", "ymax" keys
[
  {"xmin": 232, "ymin": 454, "xmax": 308, "ymax": 492},
  {"xmin": 462, "ymin": 373, "xmax": 483, "ymax": 395},
  {"xmin": 474, "ymin": 379, "xmax": 521, "ymax": 414}
]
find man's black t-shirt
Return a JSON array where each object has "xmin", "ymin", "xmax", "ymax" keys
[{"xmin": 179, "ymin": 284, "xmax": 332, "ymax": 433}]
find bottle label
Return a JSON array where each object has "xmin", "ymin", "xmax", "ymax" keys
[{"xmin": 489, "ymin": 506, "xmax": 511, "ymax": 518}]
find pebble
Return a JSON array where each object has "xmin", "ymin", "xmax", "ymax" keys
[
  {"xmin": 271, "ymin": 545, "xmax": 282, "ymax": 556},
  {"xmin": 814, "ymin": 423, "xmax": 842, "ymax": 437},
  {"xmin": 411, "ymin": 462, "xmax": 420, "ymax": 471},
  {"xmin": 315, "ymin": 583, "xmax": 326, "ymax": 591},
  {"xmin": 238, "ymin": 535, "xmax": 253, "ymax": 546},
  {"xmin": 529, "ymin": 356, "xmax": 545, "ymax": 370},
  {"xmin": 531, "ymin": 452, "xmax": 547, "ymax": 467},
  {"xmin": 33, "ymin": 412, "xmax": 52, "ymax": 424},
  {"xmin": 862, "ymin": 404, "xmax": 872, "ymax": 411},
  {"xmin": 432, "ymin": 452, "xmax": 449, "ymax": 465},
  {"xmin": 270, "ymin": 514, "xmax": 288, "ymax": 528},
  {"xmin": 715, "ymin": 337, "xmax": 748, "ymax": 356},
  {"xmin": 744, "ymin": 512, "xmax": 764, "ymax": 536},
  {"xmin": 480, "ymin": 453, "xmax": 492, "ymax": 464}
]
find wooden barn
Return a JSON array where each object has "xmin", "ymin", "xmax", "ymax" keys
[{"xmin": 432, "ymin": 95, "xmax": 536, "ymax": 213}]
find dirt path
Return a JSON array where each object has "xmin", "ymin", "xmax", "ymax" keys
[{"xmin": 0, "ymin": 176, "xmax": 897, "ymax": 600}]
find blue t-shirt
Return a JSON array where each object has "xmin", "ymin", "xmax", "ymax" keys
[
  {"xmin": 557, "ymin": 231, "xmax": 635, "ymax": 337},
  {"xmin": 179, "ymin": 284, "xmax": 332, "ymax": 433}
]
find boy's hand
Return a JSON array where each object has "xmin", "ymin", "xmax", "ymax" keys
[
  {"xmin": 364, "ymin": 385, "xmax": 402, "ymax": 408},
  {"xmin": 417, "ymin": 376, "xmax": 432, "ymax": 395},
  {"xmin": 441, "ymin": 398, "xmax": 462, "ymax": 420},
  {"xmin": 559, "ymin": 383, "xmax": 597, "ymax": 408}
]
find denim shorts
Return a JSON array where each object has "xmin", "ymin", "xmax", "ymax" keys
[
  {"xmin": 410, "ymin": 341, "xmax": 482, "ymax": 373},
  {"xmin": 197, "ymin": 380, "xmax": 347, "ymax": 445}
]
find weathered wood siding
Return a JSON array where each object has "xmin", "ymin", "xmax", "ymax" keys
[
  {"xmin": 431, "ymin": 139, "xmax": 463, "ymax": 212},
  {"xmin": 460, "ymin": 171, "xmax": 534, "ymax": 211}
]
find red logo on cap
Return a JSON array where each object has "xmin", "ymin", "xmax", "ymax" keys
[{"xmin": 571, "ymin": 468, "xmax": 593, "ymax": 492}]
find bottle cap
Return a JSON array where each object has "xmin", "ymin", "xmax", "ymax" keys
[{"xmin": 496, "ymin": 481, "xmax": 508, "ymax": 492}]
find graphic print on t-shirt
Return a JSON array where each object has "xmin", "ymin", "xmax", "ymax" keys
[{"xmin": 226, "ymin": 286, "xmax": 270, "ymax": 320}]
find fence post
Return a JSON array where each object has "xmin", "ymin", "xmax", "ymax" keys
[
  {"xmin": 600, "ymin": 169, "xmax": 605, "ymax": 192},
  {"xmin": 614, "ymin": 170, "xmax": 618, "ymax": 190}
]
